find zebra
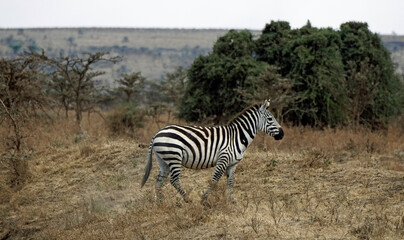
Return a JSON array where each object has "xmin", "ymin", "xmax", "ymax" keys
[{"xmin": 140, "ymin": 99, "xmax": 284, "ymax": 203}]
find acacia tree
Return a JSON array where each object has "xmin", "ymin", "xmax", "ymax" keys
[
  {"xmin": 29, "ymin": 50, "xmax": 121, "ymax": 128},
  {"xmin": 116, "ymin": 71, "xmax": 145, "ymax": 103},
  {"xmin": 159, "ymin": 66, "xmax": 187, "ymax": 112},
  {"xmin": 48, "ymin": 70, "xmax": 73, "ymax": 118},
  {"xmin": 0, "ymin": 56, "xmax": 48, "ymax": 186}
]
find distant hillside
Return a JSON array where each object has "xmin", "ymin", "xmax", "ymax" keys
[
  {"xmin": 0, "ymin": 28, "xmax": 403, "ymax": 85},
  {"xmin": 381, "ymin": 35, "xmax": 404, "ymax": 74},
  {"xmin": 0, "ymin": 28, "xmax": 232, "ymax": 83}
]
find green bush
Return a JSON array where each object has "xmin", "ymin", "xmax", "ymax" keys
[{"xmin": 107, "ymin": 104, "xmax": 145, "ymax": 136}]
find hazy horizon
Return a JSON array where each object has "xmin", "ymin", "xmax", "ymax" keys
[{"xmin": 1, "ymin": 0, "xmax": 403, "ymax": 35}]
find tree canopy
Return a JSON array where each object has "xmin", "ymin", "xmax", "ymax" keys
[
  {"xmin": 179, "ymin": 21, "xmax": 403, "ymax": 128},
  {"xmin": 179, "ymin": 30, "xmax": 267, "ymax": 122}
]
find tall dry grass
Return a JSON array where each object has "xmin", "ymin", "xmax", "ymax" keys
[{"xmin": 1, "ymin": 110, "xmax": 404, "ymax": 239}]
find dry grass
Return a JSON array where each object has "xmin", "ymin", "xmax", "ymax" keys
[{"xmin": 1, "ymin": 112, "xmax": 404, "ymax": 239}]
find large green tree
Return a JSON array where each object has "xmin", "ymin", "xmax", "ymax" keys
[
  {"xmin": 340, "ymin": 22, "xmax": 403, "ymax": 127},
  {"xmin": 179, "ymin": 21, "xmax": 402, "ymax": 128},
  {"xmin": 179, "ymin": 30, "xmax": 267, "ymax": 123},
  {"xmin": 284, "ymin": 26, "xmax": 347, "ymax": 127},
  {"xmin": 256, "ymin": 22, "xmax": 347, "ymax": 127},
  {"xmin": 255, "ymin": 21, "xmax": 402, "ymax": 128},
  {"xmin": 255, "ymin": 20, "xmax": 293, "ymax": 73}
]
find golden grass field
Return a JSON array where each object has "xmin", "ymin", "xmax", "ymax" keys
[{"xmin": 1, "ymin": 112, "xmax": 404, "ymax": 239}]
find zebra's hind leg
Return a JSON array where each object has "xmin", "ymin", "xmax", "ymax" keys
[
  {"xmin": 155, "ymin": 155, "xmax": 169, "ymax": 203},
  {"xmin": 169, "ymin": 162, "xmax": 191, "ymax": 203},
  {"xmin": 171, "ymin": 177, "xmax": 191, "ymax": 203},
  {"xmin": 155, "ymin": 171, "xmax": 168, "ymax": 203}
]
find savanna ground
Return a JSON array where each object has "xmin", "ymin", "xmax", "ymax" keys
[{"xmin": 1, "ymin": 112, "xmax": 404, "ymax": 239}]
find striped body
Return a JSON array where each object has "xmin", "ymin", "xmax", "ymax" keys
[
  {"xmin": 141, "ymin": 100, "xmax": 284, "ymax": 203},
  {"xmin": 155, "ymin": 124, "xmax": 248, "ymax": 169}
]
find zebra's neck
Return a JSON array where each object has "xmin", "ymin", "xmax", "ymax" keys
[{"xmin": 228, "ymin": 107, "xmax": 260, "ymax": 147}]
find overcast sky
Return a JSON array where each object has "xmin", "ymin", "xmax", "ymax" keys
[{"xmin": 0, "ymin": 0, "xmax": 403, "ymax": 34}]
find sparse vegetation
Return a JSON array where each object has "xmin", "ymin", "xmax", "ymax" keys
[
  {"xmin": 27, "ymin": 50, "xmax": 121, "ymax": 127},
  {"xmin": 0, "ymin": 55, "xmax": 49, "ymax": 187}
]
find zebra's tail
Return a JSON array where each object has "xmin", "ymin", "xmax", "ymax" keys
[{"xmin": 141, "ymin": 138, "xmax": 154, "ymax": 188}]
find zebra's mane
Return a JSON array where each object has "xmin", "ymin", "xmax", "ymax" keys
[{"xmin": 227, "ymin": 102, "xmax": 261, "ymax": 125}]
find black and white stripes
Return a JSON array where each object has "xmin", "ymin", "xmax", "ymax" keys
[{"xmin": 141, "ymin": 99, "xmax": 284, "ymax": 203}]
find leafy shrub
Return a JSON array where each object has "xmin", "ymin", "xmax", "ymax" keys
[{"xmin": 107, "ymin": 104, "xmax": 146, "ymax": 136}]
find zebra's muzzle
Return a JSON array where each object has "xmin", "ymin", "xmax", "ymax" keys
[{"xmin": 274, "ymin": 128, "xmax": 284, "ymax": 140}]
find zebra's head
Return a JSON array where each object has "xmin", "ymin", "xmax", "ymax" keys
[{"xmin": 259, "ymin": 99, "xmax": 284, "ymax": 140}]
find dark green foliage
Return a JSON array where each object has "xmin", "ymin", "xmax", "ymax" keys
[
  {"xmin": 256, "ymin": 22, "xmax": 349, "ymax": 127},
  {"xmin": 212, "ymin": 30, "xmax": 256, "ymax": 58},
  {"xmin": 255, "ymin": 21, "xmax": 293, "ymax": 70},
  {"xmin": 180, "ymin": 21, "xmax": 402, "ymax": 128},
  {"xmin": 254, "ymin": 21, "xmax": 402, "ymax": 128},
  {"xmin": 179, "ymin": 30, "xmax": 267, "ymax": 123},
  {"xmin": 340, "ymin": 22, "xmax": 403, "ymax": 127},
  {"xmin": 281, "ymin": 27, "xmax": 347, "ymax": 127}
]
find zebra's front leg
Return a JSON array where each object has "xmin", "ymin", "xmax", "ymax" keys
[
  {"xmin": 202, "ymin": 158, "xmax": 228, "ymax": 203},
  {"xmin": 226, "ymin": 164, "xmax": 237, "ymax": 204}
]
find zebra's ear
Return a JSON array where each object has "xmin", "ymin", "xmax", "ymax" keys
[{"xmin": 260, "ymin": 99, "xmax": 270, "ymax": 112}]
